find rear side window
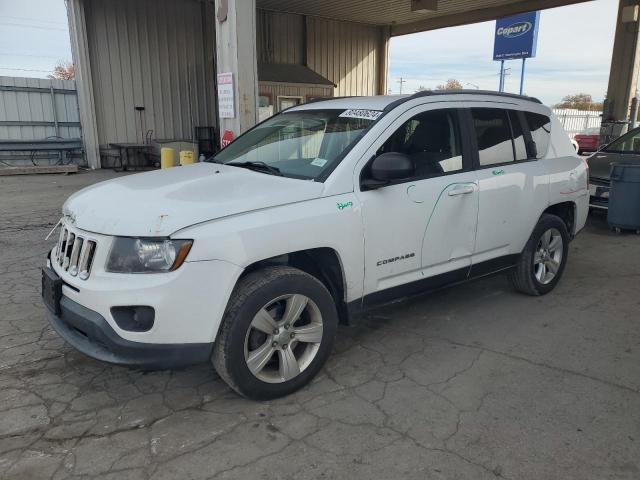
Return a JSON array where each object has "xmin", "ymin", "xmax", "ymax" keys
[
  {"xmin": 524, "ymin": 112, "xmax": 551, "ymax": 159},
  {"xmin": 471, "ymin": 108, "xmax": 514, "ymax": 166}
]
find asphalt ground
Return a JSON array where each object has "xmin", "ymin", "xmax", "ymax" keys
[{"xmin": 0, "ymin": 170, "xmax": 638, "ymax": 480}]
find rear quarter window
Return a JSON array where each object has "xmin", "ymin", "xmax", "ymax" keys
[{"xmin": 524, "ymin": 112, "xmax": 551, "ymax": 159}]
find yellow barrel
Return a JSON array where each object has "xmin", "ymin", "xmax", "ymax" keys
[
  {"xmin": 160, "ymin": 147, "xmax": 176, "ymax": 169},
  {"xmin": 180, "ymin": 150, "xmax": 195, "ymax": 166}
]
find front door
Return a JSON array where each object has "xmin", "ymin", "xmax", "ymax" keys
[{"xmin": 356, "ymin": 106, "xmax": 479, "ymax": 301}]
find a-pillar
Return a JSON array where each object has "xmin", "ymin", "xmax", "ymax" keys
[{"xmin": 214, "ymin": 0, "xmax": 258, "ymax": 143}]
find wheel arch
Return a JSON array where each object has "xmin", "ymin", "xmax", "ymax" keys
[
  {"xmin": 542, "ymin": 201, "xmax": 576, "ymax": 237},
  {"xmin": 240, "ymin": 247, "xmax": 350, "ymax": 325}
]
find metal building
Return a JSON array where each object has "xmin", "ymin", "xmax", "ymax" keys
[{"xmin": 66, "ymin": 0, "xmax": 640, "ymax": 169}]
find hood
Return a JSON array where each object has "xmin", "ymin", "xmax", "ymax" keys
[{"xmin": 63, "ymin": 163, "xmax": 324, "ymax": 237}]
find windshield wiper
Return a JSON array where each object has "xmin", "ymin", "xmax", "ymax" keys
[{"xmin": 227, "ymin": 161, "xmax": 283, "ymax": 176}]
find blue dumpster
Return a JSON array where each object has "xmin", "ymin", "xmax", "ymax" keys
[{"xmin": 608, "ymin": 163, "xmax": 640, "ymax": 232}]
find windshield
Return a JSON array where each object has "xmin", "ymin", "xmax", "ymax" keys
[
  {"xmin": 605, "ymin": 128, "xmax": 640, "ymax": 154},
  {"xmin": 212, "ymin": 109, "xmax": 379, "ymax": 180}
]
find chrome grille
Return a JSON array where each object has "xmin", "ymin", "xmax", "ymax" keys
[{"xmin": 54, "ymin": 223, "xmax": 97, "ymax": 280}]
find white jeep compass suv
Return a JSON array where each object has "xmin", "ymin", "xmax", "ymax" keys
[{"xmin": 43, "ymin": 91, "xmax": 589, "ymax": 399}]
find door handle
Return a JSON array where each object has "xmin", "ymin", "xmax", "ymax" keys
[{"xmin": 448, "ymin": 185, "xmax": 475, "ymax": 196}]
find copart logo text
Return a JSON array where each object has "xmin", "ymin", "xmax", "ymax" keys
[{"xmin": 496, "ymin": 22, "xmax": 532, "ymax": 38}]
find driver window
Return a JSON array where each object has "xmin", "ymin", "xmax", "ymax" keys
[{"xmin": 377, "ymin": 109, "xmax": 463, "ymax": 178}]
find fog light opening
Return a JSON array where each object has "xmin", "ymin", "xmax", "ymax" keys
[{"xmin": 111, "ymin": 306, "xmax": 155, "ymax": 332}]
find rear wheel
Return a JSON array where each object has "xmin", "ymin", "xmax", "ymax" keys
[
  {"xmin": 212, "ymin": 266, "xmax": 338, "ymax": 400},
  {"xmin": 509, "ymin": 214, "xmax": 569, "ymax": 296}
]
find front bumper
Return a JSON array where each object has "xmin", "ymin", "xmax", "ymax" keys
[
  {"xmin": 48, "ymin": 236, "xmax": 242, "ymax": 345},
  {"xmin": 46, "ymin": 295, "xmax": 212, "ymax": 369},
  {"xmin": 589, "ymin": 180, "xmax": 610, "ymax": 210}
]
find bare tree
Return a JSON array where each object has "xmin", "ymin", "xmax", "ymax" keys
[
  {"xmin": 555, "ymin": 93, "xmax": 602, "ymax": 111},
  {"xmin": 48, "ymin": 61, "xmax": 75, "ymax": 80},
  {"xmin": 435, "ymin": 79, "xmax": 463, "ymax": 91}
]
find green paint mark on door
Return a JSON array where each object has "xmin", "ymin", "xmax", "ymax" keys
[{"xmin": 337, "ymin": 201, "xmax": 353, "ymax": 210}]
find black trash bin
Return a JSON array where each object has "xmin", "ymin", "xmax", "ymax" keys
[{"xmin": 607, "ymin": 163, "xmax": 640, "ymax": 232}]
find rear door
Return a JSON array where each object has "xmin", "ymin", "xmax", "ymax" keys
[{"xmin": 467, "ymin": 107, "xmax": 548, "ymax": 271}]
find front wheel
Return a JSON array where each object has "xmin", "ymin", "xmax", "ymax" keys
[
  {"xmin": 509, "ymin": 214, "xmax": 570, "ymax": 296},
  {"xmin": 212, "ymin": 266, "xmax": 338, "ymax": 400}
]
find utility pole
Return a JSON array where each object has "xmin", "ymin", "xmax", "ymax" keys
[
  {"xmin": 519, "ymin": 58, "xmax": 527, "ymax": 95},
  {"xmin": 397, "ymin": 77, "xmax": 407, "ymax": 94},
  {"xmin": 498, "ymin": 65, "xmax": 511, "ymax": 92}
]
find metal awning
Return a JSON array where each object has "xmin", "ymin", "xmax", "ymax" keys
[
  {"xmin": 258, "ymin": 63, "xmax": 336, "ymax": 86},
  {"xmin": 256, "ymin": 0, "xmax": 592, "ymax": 35}
]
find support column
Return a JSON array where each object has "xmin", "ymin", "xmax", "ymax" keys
[
  {"xmin": 214, "ymin": 0, "xmax": 258, "ymax": 141},
  {"xmin": 603, "ymin": 0, "xmax": 640, "ymax": 128},
  {"xmin": 377, "ymin": 26, "xmax": 391, "ymax": 95},
  {"xmin": 66, "ymin": 0, "xmax": 100, "ymax": 169}
]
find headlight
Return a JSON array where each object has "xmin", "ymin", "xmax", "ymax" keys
[{"xmin": 106, "ymin": 238, "xmax": 193, "ymax": 273}]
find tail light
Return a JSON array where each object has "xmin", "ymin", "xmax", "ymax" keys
[{"xmin": 582, "ymin": 156, "xmax": 589, "ymax": 189}]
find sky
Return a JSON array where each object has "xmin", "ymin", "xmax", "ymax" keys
[
  {"xmin": 0, "ymin": 0, "xmax": 619, "ymax": 106},
  {"xmin": 389, "ymin": 0, "xmax": 618, "ymax": 105},
  {"xmin": 0, "ymin": 0, "xmax": 71, "ymax": 78}
]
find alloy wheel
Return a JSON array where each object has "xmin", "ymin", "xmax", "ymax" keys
[
  {"xmin": 244, "ymin": 294, "xmax": 323, "ymax": 383},
  {"xmin": 533, "ymin": 227, "xmax": 563, "ymax": 285}
]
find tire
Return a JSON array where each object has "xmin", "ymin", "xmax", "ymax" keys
[
  {"xmin": 212, "ymin": 266, "xmax": 338, "ymax": 400},
  {"xmin": 509, "ymin": 214, "xmax": 570, "ymax": 296}
]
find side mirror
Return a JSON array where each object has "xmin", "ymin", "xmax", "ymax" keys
[{"xmin": 361, "ymin": 152, "xmax": 415, "ymax": 190}]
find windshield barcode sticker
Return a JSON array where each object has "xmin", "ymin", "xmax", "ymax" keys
[{"xmin": 339, "ymin": 109, "xmax": 383, "ymax": 120}]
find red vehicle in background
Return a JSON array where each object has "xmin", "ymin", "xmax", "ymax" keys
[{"xmin": 574, "ymin": 127, "xmax": 600, "ymax": 154}]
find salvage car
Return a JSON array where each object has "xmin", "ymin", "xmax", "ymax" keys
[
  {"xmin": 575, "ymin": 127, "xmax": 600, "ymax": 154},
  {"xmin": 43, "ymin": 91, "xmax": 589, "ymax": 399},
  {"xmin": 588, "ymin": 125, "xmax": 640, "ymax": 210}
]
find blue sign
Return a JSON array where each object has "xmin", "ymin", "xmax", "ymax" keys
[{"xmin": 493, "ymin": 11, "xmax": 540, "ymax": 60}]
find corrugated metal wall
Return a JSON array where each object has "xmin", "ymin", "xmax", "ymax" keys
[
  {"xmin": 257, "ymin": 10, "xmax": 304, "ymax": 65},
  {"xmin": 83, "ymin": 0, "xmax": 217, "ymax": 147},
  {"xmin": 0, "ymin": 76, "xmax": 81, "ymax": 141},
  {"xmin": 307, "ymin": 17, "xmax": 384, "ymax": 96},
  {"xmin": 257, "ymin": 9, "xmax": 386, "ymax": 97}
]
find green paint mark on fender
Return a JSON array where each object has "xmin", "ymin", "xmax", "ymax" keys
[
  {"xmin": 337, "ymin": 201, "xmax": 353, "ymax": 210},
  {"xmin": 492, "ymin": 169, "xmax": 505, "ymax": 176}
]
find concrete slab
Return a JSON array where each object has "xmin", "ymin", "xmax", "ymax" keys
[{"xmin": 0, "ymin": 171, "xmax": 638, "ymax": 479}]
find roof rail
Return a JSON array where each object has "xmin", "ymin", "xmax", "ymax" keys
[{"xmin": 383, "ymin": 89, "xmax": 542, "ymax": 112}]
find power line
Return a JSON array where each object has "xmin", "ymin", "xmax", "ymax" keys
[
  {"xmin": 0, "ymin": 66, "xmax": 52, "ymax": 73},
  {"xmin": 0, "ymin": 21, "xmax": 67, "ymax": 32},
  {"xmin": 0, "ymin": 52, "xmax": 67, "ymax": 59},
  {"xmin": 1, "ymin": 15, "xmax": 67, "ymax": 26}
]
